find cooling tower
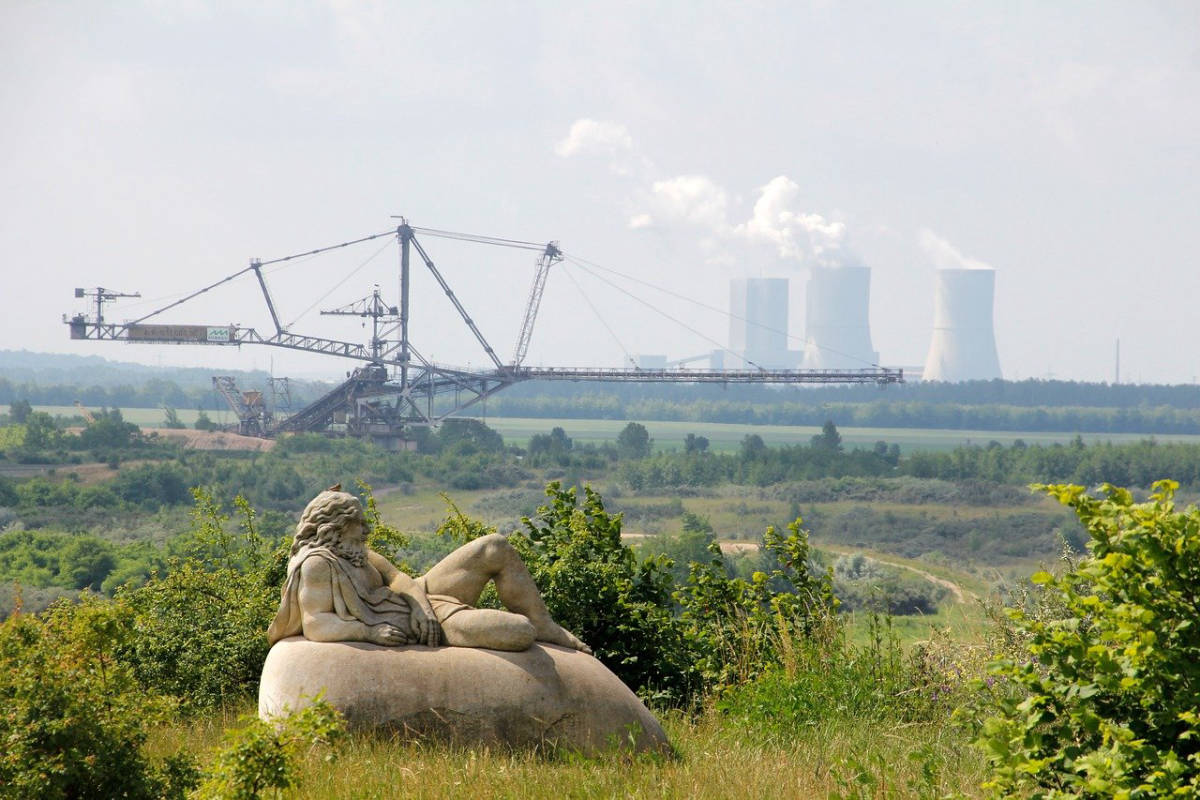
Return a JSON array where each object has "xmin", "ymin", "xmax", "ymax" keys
[
  {"xmin": 801, "ymin": 266, "xmax": 878, "ymax": 369},
  {"xmin": 922, "ymin": 269, "xmax": 1002, "ymax": 382},
  {"xmin": 729, "ymin": 278, "xmax": 797, "ymax": 368}
]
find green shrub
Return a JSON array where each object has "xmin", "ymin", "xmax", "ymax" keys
[
  {"xmin": 0, "ymin": 597, "xmax": 197, "ymax": 800},
  {"xmin": 118, "ymin": 490, "xmax": 283, "ymax": 711},
  {"xmin": 974, "ymin": 480, "xmax": 1200, "ymax": 797},
  {"xmin": 677, "ymin": 518, "xmax": 838, "ymax": 691},
  {"xmin": 509, "ymin": 482, "xmax": 699, "ymax": 705},
  {"xmin": 194, "ymin": 701, "xmax": 343, "ymax": 800}
]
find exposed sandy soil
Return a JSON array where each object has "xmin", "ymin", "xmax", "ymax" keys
[{"xmin": 145, "ymin": 428, "xmax": 275, "ymax": 452}]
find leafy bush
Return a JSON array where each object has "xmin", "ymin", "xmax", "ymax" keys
[
  {"xmin": 677, "ymin": 518, "xmax": 838, "ymax": 691},
  {"xmin": 974, "ymin": 480, "xmax": 1200, "ymax": 797},
  {"xmin": 0, "ymin": 597, "xmax": 198, "ymax": 800},
  {"xmin": 118, "ymin": 490, "xmax": 284, "ymax": 711},
  {"xmin": 509, "ymin": 483, "xmax": 699, "ymax": 705},
  {"xmin": 194, "ymin": 701, "xmax": 343, "ymax": 800}
]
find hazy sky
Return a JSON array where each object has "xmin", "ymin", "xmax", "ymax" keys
[{"xmin": 3, "ymin": 1, "xmax": 1198, "ymax": 383}]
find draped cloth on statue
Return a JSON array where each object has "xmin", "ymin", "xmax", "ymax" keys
[{"xmin": 267, "ymin": 546, "xmax": 474, "ymax": 647}]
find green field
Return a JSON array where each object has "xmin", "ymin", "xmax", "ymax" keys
[
  {"xmin": 39, "ymin": 405, "xmax": 1200, "ymax": 453},
  {"xmin": 464, "ymin": 415, "xmax": 1200, "ymax": 454}
]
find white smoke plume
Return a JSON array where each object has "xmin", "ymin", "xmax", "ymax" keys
[
  {"xmin": 554, "ymin": 118, "xmax": 650, "ymax": 176},
  {"xmin": 555, "ymin": 119, "xmax": 853, "ymax": 267},
  {"xmin": 735, "ymin": 176, "xmax": 847, "ymax": 264},
  {"xmin": 918, "ymin": 229, "xmax": 993, "ymax": 270},
  {"xmin": 633, "ymin": 174, "xmax": 731, "ymax": 232}
]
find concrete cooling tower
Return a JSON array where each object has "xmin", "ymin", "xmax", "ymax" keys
[
  {"xmin": 729, "ymin": 278, "xmax": 798, "ymax": 368},
  {"xmin": 801, "ymin": 266, "xmax": 878, "ymax": 369},
  {"xmin": 922, "ymin": 268, "xmax": 1002, "ymax": 382}
]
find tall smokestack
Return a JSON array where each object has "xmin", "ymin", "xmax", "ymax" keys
[
  {"xmin": 802, "ymin": 266, "xmax": 877, "ymax": 369},
  {"xmin": 922, "ymin": 268, "xmax": 1002, "ymax": 382}
]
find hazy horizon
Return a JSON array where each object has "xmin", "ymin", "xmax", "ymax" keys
[{"xmin": 3, "ymin": 2, "xmax": 1197, "ymax": 384}]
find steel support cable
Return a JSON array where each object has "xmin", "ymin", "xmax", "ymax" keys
[
  {"xmin": 563, "ymin": 253, "xmax": 878, "ymax": 368},
  {"xmin": 285, "ymin": 239, "xmax": 395, "ymax": 329},
  {"xmin": 126, "ymin": 229, "xmax": 395, "ymax": 326},
  {"xmin": 410, "ymin": 226, "xmax": 547, "ymax": 251},
  {"xmin": 565, "ymin": 260, "xmax": 764, "ymax": 370},
  {"xmin": 128, "ymin": 265, "xmax": 258, "ymax": 326},
  {"xmin": 257, "ymin": 229, "xmax": 397, "ymax": 267},
  {"xmin": 560, "ymin": 264, "xmax": 635, "ymax": 368}
]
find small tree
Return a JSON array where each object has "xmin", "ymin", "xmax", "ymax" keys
[
  {"xmin": 975, "ymin": 480, "xmax": 1200, "ymax": 797},
  {"xmin": 194, "ymin": 410, "xmax": 218, "ymax": 431},
  {"xmin": 811, "ymin": 419, "xmax": 843, "ymax": 452},
  {"xmin": 617, "ymin": 422, "xmax": 652, "ymax": 459},
  {"xmin": 684, "ymin": 433, "xmax": 710, "ymax": 454},
  {"xmin": 9, "ymin": 399, "xmax": 32, "ymax": 424},
  {"xmin": 162, "ymin": 406, "xmax": 186, "ymax": 429}
]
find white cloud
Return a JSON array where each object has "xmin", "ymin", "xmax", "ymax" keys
[
  {"xmin": 627, "ymin": 213, "xmax": 653, "ymax": 229},
  {"xmin": 918, "ymin": 229, "xmax": 992, "ymax": 270},
  {"xmin": 554, "ymin": 118, "xmax": 634, "ymax": 158}
]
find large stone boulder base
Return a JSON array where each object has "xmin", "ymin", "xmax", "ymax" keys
[{"xmin": 259, "ymin": 638, "xmax": 669, "ymax": 755}]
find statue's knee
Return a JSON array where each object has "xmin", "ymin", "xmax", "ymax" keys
[
  {"xmin": 477, "ymin": 533, "xmax": 514, "ymax": 562},
  {"xmin": 508, "ymin": 616, "xmax": 536, "ymax": 650}
]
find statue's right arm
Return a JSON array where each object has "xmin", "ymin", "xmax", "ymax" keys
[{"xmin": 298, "ymin": 558, "xmax": 403, "ymax": 645}]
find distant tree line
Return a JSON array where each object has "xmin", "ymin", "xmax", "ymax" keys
[{"xmin": 0, "ymin": 375, "xmax": 330, "ymax": 412}]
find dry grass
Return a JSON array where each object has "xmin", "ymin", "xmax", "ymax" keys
[{"xmin": 152, "ymin": 706, "xmax": 985, "ymax": 799}]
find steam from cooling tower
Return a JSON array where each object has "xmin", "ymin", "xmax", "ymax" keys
[
  {"xmin": 738, "ymin": 177, "xmax": 849, "ymax": 266},
  {"xmin": 921, "ymin": 232, "xmax": 1003, "ymax": 382}
]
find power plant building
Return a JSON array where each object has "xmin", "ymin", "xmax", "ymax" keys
[
  {"xmin": 922, "ymin": 268, "xmax": 1002, "ymax": 382},
  {"xmin": 801, "ymin": 266, "xmax": 878, "ymax": 369}
]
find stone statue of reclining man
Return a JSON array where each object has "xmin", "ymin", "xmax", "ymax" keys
[{"xmin": 267, "ymin": 486, "xmax": 590, "ymax": 654}]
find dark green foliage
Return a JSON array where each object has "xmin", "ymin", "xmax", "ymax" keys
[
  {"xmin": 8, "ymin": 398, "xmax": 32, "ymax": 424},
  {"xmin": 677, "ymin": 518, "xmax": 838, "ymax": 691},
  {"xmin": 616, "ymin": 421, "xmax": 652, "ymax": 459},
  {"xmin": 436, "ymin": 418, "xmax": 505, "ymax": 453},
  {"xmin": 811, "ymin": 419, "xmax": 843, "ymax": 452},
  {"xmin": 0, "ymin": 598, "xmax": 198, "ymax": 800},
  {"xmin": 974, "ymin": 481, "xmax": 1200, "ymax": 797},
  {"xmin": 511, "ymin": 482, "xmax": 697, "ymax": 704},
  {"xmin": 194, "ymin": 409, "xmax": 218, "ymax": 431},
  {"xmin": 526, "ymin": 426, "xmax": 574, "ymax": 466},
  {"xmin": 683, "ymin": 432, "xmax": 709, "ymax": 453},
  {"xmin": 162, "ymin": 406, "xmax": 186, "ymax": 429},
  {"xmin": 510, "ymin": 482, "xmax": 839, "ymax": 707},
  {"xmin": 118, "ymin": 490, "xmax": 283, "ymax": 711},
  {"xmin": 78, "ymin": 407, "xmax": 140, "ymax": 449},
  {"xmin": 20, "ymin": 411, "xmax": 60, "ymax": 450},
  {"xmin": 831, "ymin": 553, "xmax": 947, "ymax": 616},
  {"xmin": 637, "ymin": 511, "xmax": 718, "ymax": 585},
  {"xmin": 0, "ymin": 476, "xmax": 16, "ymax": 507}
]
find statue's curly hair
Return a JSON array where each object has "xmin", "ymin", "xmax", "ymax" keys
[{"xmin": 292, "ymin": 488, "xmax": 364, "ymax": 556}]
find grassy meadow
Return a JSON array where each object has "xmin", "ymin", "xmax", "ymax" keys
[{"xmin": 148, "ymin": 702, "xmax": 985, "ymax": 799}]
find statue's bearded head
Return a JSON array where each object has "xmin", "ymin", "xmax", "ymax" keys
[{"xmin": 293, "ymin": 488, "xmax": 368, "ymax": 567}]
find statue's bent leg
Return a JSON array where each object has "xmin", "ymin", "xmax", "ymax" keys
[
  {"xmin": 438, "ymin": 608, "xmax": 535, "ymax": 651},
  {"xmin": 422, "ymin": 534, "xmax": 590, "ymax": 652}
]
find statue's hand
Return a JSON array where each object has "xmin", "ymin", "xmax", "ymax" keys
[
  {"xmin": 366, "ymin": 623, "xmax": 407, "ymax": 646},
  {"xmin": 409, "ymin": 600, "xmax": 442, "ymax": 647}
]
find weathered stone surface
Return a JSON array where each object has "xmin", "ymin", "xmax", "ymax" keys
[{"xmin": 259, "ymin": 637, "xmax": 669, "ymax": 754}]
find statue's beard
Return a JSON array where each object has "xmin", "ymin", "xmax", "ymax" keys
[{"xmin": 332, "ymin": 538, "xmax": 367, "ymax": 568}]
